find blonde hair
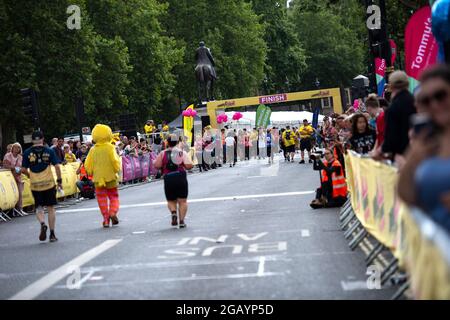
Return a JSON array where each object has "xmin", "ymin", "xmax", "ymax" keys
[{"xmin": 11, "ymin": 142, "xmax": 22, "ymax": 154}]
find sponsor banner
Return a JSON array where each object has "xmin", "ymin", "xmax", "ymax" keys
[
  {"xmin": 0, "ymin": 170, "xmax": 20, "ymax": 210},
  {"xmin": 405, "ymin": 6, "xmax": 438, "ymax": 91},
  {"xmin": 375, "ymin": 57, "xmax": 386, "ymax": 96}
]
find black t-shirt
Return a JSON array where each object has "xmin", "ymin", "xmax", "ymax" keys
[{"xmin": 350, "ymin": 130, "xmax": 376, "ymax": 154}]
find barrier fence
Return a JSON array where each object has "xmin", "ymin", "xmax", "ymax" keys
[{"xmin": 342, "ymin": 151, "xmax": 450, "ymax": 299}]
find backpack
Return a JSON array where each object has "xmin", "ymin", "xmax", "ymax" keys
[{"xmin": 164, "ymin": 150, "xmax": 180, "ymax": 172}]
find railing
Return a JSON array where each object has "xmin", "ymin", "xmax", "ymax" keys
[{"xmin": 341, "ymin": 150, "xmax": 450, "ymax": 299}]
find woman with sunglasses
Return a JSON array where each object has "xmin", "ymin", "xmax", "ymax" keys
[{"xmin": 398, "ymin": 64, "xmax": 450, "ymax": 232}]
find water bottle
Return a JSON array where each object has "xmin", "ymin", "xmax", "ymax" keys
[{"xmin": 57, "ymin": 185, "xmax": 65, "ymax": 197}]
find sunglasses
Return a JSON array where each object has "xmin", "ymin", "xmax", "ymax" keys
[{"xmin": 418, "ymin": 89, "xmax": 449, "ymax": 107}]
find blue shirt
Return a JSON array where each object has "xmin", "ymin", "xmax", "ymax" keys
[
  {"xmin": 22, "ymin": 146, "xmax": 60, "ymax": 173},
  {"xmin": 266, "ymin": 133, "xmax": 272, "ymax": 147},
  {"xmin": 416, "ymin": 157, "xmax": 450, "ymax": 232}
]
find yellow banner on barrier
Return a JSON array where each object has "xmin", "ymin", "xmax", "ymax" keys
[
  {"xmin": 0, "ymin": 170, "xmax": 20, "ymax": 211},
  {"xmin": 345, "ymin": 152, "xmax": 406, "ymax": 261},
  {"xmin": 345, "ymin": 151, "xmax": 450, "ymax": 299}
]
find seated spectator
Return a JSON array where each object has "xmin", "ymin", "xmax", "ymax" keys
[
  {"xmin": 349, "ymin": 113, "xmax": 376, "ymax": 154},
  {"xmin": 76, "ymin": 159, "xmax": 95, "ymax": 199},
  {"xmin": 64, "ymin": 144, "xmax": 77, "ymax": 163},
  {"xmin": 310, "ymin": 148, "xmax": 347, "ymax": 209},
  {"xmin": 398, "ymin": 64, "xmax": 450, "ymax": 232}
]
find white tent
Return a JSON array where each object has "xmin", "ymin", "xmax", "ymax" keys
[{"xmin": 224, "ymin": 111, "xmax": 324, "ymax": 128}]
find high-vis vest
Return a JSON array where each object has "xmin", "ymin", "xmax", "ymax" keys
[
  {"xmin": 321, "ymin": 159, "xmax": 347, "ymax": 198},
  {"xmin": 79, "ymin": 164, "xmax": 93, "ymax": 181}
]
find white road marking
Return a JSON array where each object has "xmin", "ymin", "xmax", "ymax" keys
[
  {"xmin": 257, "ymin": 257, "xmax": 265, "ymax": 276},
  {"xmin": 9, "ymin": 239, "xmax": 122, "ymax": 300},
  {"xmin": 340, "ymin": 280, "xmax": 370, "ymax": 291},
  {"xmin": 89, "ymin": 276, "xmax": 104, "ymax": 281},
  {"xmin": 132, "ymin": 231, "xmax": 146, "ymax": 234},
  {"xmin": 53, "ymin": 272, "xmax": 286, "ymax": 288},
  {"xmin": 58, "ymin": 191, "xmax": 315, "ymax": 213},
  {"xmin": 301, "ymin": 229, "xmax": 311, "ymax": 237}
]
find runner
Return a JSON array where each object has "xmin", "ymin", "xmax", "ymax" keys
[
  {"xmin": 154, "ymin": 134, "xmax": 193, "ymax": 228},
  {"xmin": 282, "ymin": 126, "xmax": 296, "ymax": 162},
  {"xmin": 21, "ymin": 131, "xmax": 62, "ymax": 242},
  {"xmin": 84, "ymin": 124, "xmax": 121, "ymax": 228},
  {"xmin": 298, "ymin": 119, "xmax": 314, "ymax": 164}
]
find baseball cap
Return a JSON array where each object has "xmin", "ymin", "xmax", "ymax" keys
[{"xmin": 31, "ymin": 131, "xmax": 44, "ymax": 142}]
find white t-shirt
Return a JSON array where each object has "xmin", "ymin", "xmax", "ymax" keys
[{"xmin": 225, "ymin": 136, "xmax": 235, "ymax": 147}]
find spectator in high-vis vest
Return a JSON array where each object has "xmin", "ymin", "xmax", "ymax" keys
[{"xmin": 310, "ymin": 147, "xmax": 347, "ymax": 209}]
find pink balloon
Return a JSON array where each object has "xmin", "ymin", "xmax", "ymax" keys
[
  {"xmin": 191, "ymin": 109, "xmax": 197, "ymax": 117},
  {"xmin": 182, "ymin": 110, "xmax": 188, "ymax": 116},
  {"xmin": 232, "ymin": 112, "xmax": 243, "ymax": 121},
  {"xmin": 353, "ymin": 99, "xmax": 359, "ymax": 110}
]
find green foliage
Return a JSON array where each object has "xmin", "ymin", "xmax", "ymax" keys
[{"xmin": 0, "ymin": 0, "xmax": 426, "ymax": 148}]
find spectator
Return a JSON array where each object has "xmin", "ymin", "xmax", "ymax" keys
[
  {"xmin": 349, "ymin": 113, "xmax": 376, "ymax": 154},
  {"xmin": 53, "ymin": 137, "xmax": 65, "ymax": 163},
  {"xmin": 365, "ymin": 94, "xmax": 386, "ymax": 156},
  {"xmin": 63, "ymin": 144, "xmax": 77, "ymax": 163},
  {"xmin": 140, "ymin": 138, "xmax": 149, "ymax": 154},
  {"xmin": 225, "ymin": 131, "xmax": 237, "ymax": 167},
  {"xmin": 152, "ymin": 129, "xmax": 162, "ymax": 154},
  {"xmin": 3, "ymin": 142, "xmax": 25, "ymax": 215},
  {"xmin": 50, "ymin": 138, "xmax": 58, "ymax": 149},
  {"xmin": 398, "ymin": 64, "xmax": 450, "ymax": 231},
  {"xmin": 381, "ymin": 70, "xmax": 417, "ymax": 162},
  {"xmin": 321, "ymin": 117, "xmax": 338, "ymax": 148},
  {"xmin": 73, "ymin": 140, "xmax": 81, "ymax": 154},
  {"xmin": 144, "ymin": 120, "xmax": 155, "ymax": 136},
  {"xmin": 378, "ymin": 97, "xmax": 389, "ymax": 112},
  {"xmin": 68, "ymin": 140, "xmax": 74, "ymax": 152},
  {"xmin": 76, "ymin": 144, "xmax": 89, "ymax": 162}
]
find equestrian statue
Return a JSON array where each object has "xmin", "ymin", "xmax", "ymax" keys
[{"xmin": 195, "ymin": 41, "xmax": 217, "ymax": 104}]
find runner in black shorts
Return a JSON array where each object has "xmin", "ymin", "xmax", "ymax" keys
[
  {"xmin": 154, "ymin": 134, "xmax": 193, "ymax": 228},
  {"xmin": 22, "ymin": 131, "xmax": 62, "ymax": 242}
]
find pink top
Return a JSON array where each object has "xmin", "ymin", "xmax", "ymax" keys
[
  {"xmin": 154, "ymin": 148, "xmax": 193, "ymax": 175},
  {"xmin": 3, "ymin": 152, "xmax": 22, "ymax": 182}
]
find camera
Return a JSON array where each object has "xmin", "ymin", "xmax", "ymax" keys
[{"xmin": 309, "ymin": 150, "xmax": 324, "ymax": 161}]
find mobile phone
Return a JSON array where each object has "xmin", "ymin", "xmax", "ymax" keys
[{"xmin": 410, "ymin": 113, "xmax": 435, "ymax": 136}]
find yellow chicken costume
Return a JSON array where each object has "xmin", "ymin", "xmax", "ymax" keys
[{"xmin": 85, "ymin": 124, "xmax": 121, "ymax": 228}]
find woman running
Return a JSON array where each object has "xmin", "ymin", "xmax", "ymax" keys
[{"xmin": 154, "ymin": 134, "xmax": 193, "ymax": 228}]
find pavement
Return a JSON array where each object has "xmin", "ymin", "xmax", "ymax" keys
[{"xmin": 0, "ymin": 153, "xmax": 397, "ymax": 300}]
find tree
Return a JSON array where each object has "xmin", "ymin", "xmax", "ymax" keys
[
  {"xmin": 290, "ymin": 1, "xmax": 365, "ymax": 90},
  {"xmin": 163, "ymin": 0, "xmax": 267, "ymax": 102},
  {"xmin": 250, "ymin": 0, "xmax": 307, "ymax": 93}
]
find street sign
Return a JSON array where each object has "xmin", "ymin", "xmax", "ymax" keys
[
  {"xmin": 23, "ymin": 135, "xmax": 32, "ymax": 144},
  {"xmin": 82, "ymin": 127, "xmax": 91, "ymax": 134}
]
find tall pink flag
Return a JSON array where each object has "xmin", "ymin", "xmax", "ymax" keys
[{"xmin": 405, "ymin": 6, "xmax": 438, "ymax": 91}]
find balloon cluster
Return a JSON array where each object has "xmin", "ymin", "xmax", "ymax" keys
[
  {"xmin": 182, "ymin": 109, "xmax": 197, "ymax": 117},
  {"xmin": 217, "ymin": 113, "xmax": 228, "ymax": 124},
  {"xmin": 353, "ymin": 99, "xmax": 360, "ymax": 110},
  {"xmin": 232, "ymin": 112, "xmax": 243, "ymax": 121}
]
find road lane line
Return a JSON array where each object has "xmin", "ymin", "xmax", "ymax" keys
[
  {"xmin": 257, "ymin": 257, "xmax": 265, "ymax": 276},
  {"xmin": 9, "ymin": 239, "xmax": 122, "ymax": 300},
  {"xmin": 53, "ymin": 272, "xmax": 286, "ymax": 288},
  {"xmin": 58, "ymin": 191, "xmax": 315, "ymax": 213},
  {"xmin": 301, "ymin": 229, "xmax": 311, "ymax": 237}
]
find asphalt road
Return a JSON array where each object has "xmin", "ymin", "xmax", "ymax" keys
[{"xmin": 0, "ymin": 153, "xmax": 397, "ymax": 300}]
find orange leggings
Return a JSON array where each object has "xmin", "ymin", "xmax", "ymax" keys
[{"xmin": 96, "ymin": 187, "xmax": 119, "ymax": 220}]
